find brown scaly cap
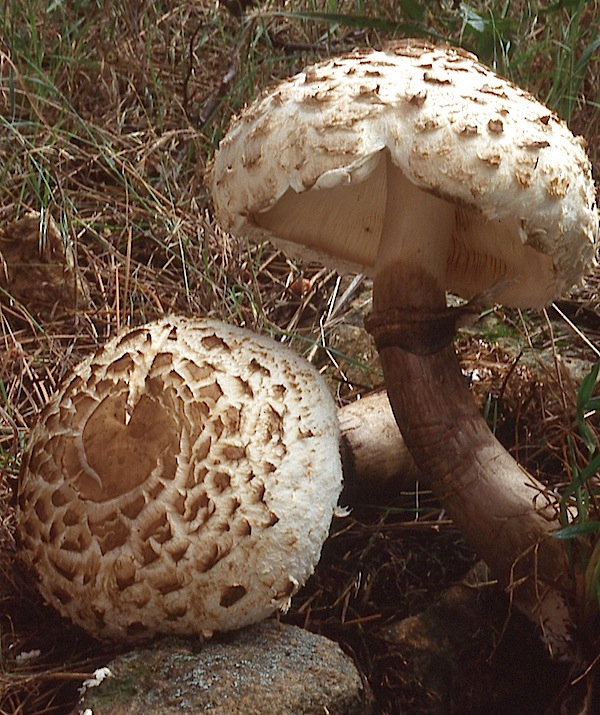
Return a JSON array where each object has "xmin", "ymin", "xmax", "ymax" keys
[
  {"xmin": 211, "ymin": 39, "xmax": 598, "ymax": 309},
  {"xmin": 18, "ymin": 316, "xmax": 342, "ymax": 641}
]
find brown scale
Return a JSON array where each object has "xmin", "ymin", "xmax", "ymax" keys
[{"xmin": 220, "ymin": 585, "xmax": 247, "ymax": 608}]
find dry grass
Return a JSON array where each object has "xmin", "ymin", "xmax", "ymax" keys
[{"xmin": 1, "ymin": 0, "xmax": 599, "ymax": 712}]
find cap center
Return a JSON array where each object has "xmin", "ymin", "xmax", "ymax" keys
[{"xmin": 76, "ymin": 390, "xmax": 179, "ymax": 501}]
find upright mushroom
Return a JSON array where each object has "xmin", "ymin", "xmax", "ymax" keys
[
  {"xmin": 210, "ymin": 39, "xmax": 599, "ymax": 655},
  {"xmin": 18, "ymin": 316, "xmax": 342, "ymax": 641}
]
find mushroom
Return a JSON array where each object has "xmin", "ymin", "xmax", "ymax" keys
[
  {"xmin": 210, "ymin": 39, "xmax": 599, "ymax": 655},
  {"xmin": 17, "ymin": 316, "xmax": 343, "ymax": 641},
  {"xmin": 338, "ymin": 389, "xmax": 420, "ymax": 501}
]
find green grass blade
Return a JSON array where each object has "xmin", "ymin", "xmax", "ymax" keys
[
  {"xmin": 265, "ymin": 10, "xmax": 443, "ymax": 39},
  {"xmin": 553, "ymin": 521, "xmax": 600, "ymax": 539}
]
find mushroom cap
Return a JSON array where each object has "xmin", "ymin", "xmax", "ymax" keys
[
  {"xmin": 17, "ymin": 316, "xmax": 342, "ymax": 641},
  {"xmin": 211, "ymin": 39, "xmax": 598, "ymax": 308}
]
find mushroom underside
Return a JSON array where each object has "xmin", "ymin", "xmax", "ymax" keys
[{"xmin": 256, "ymin": 150, "xmax": 559, "ymax": 310}]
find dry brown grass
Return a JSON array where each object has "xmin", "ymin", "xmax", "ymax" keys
[{"xmin": 1, "ymin": 1, "xmax": 599, "ymax": 713}]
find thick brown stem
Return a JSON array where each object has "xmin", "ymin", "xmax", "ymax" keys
[
  {"xmin": 367, "ymin": 156, "xmax": 575, "ymax": 656},
  {"xmin": 373, "ymin": 319, "xmax": 574, "ymax": 656}
]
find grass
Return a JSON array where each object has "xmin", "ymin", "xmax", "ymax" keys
[
  {"xmin": 552, "ymin": 361, "xmax": 600, "ymax": 633},
  {"xmin": 0, "ymin": 0, "xmax": 599, "ymax": 713}
]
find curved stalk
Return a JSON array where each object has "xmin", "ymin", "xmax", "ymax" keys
[{"xmin": 368, "ymin": 157, "xmax": 575, "ymax": 657}]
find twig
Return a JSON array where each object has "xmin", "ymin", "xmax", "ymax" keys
[
  {"xmin": 183, "ymin": 12, "xmax": 254, "ymax": 128},
  {"xmin": 552, "ymin": 301, "xmax": 600, "ymax": 358},
  {"xmin": 0, "ymin": 405, "xmax": 20, "ymax": 456}
]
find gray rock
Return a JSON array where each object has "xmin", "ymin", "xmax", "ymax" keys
[{"xmin": 74, "ymin": 620, "xmax": 369, "ymax": 715}]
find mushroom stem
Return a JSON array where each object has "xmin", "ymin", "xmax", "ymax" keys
[
  {"xmin": 367, "ymin": 160, "xmax": 477, "ymax": 355},
  {"xmin": 373, "ymin": 160, "xmax": 453, "ymax": 311},
  {"xmin": 369, "ymin": 158, "xmax": 574, "ymax": 656}
]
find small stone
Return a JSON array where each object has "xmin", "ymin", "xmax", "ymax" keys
[{"xmin": 73, "ymin": 621, "xmax": 370, "ymax": 715}]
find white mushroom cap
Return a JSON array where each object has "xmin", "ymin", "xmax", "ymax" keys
[
  {"xmin": 211, "ymin": 39, "xmax": 598, "ymax": 308},
  {"xmin": 18, "ymin": 316, "xmax": 342, "ymax": 641}
]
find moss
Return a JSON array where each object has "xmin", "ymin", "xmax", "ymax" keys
[
  {"xmin": 464, "ymin": 313, "xmax": 522, "ymax": 346},
  {"xmin": 85, "ymin": 657, "xmax": 150, "ymax": 708}
]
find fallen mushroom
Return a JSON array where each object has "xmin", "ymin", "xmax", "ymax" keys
[
  {"xmin": 210, "ymin": 39, "xmax": 599, "ymax": 656},
  {"xmin": 338, "ymin": 390, "xmax": 420, "ymax": 501},
  {"xmin": 17, "ymin": 316, "xmax": 343, "ymax": 641}
]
